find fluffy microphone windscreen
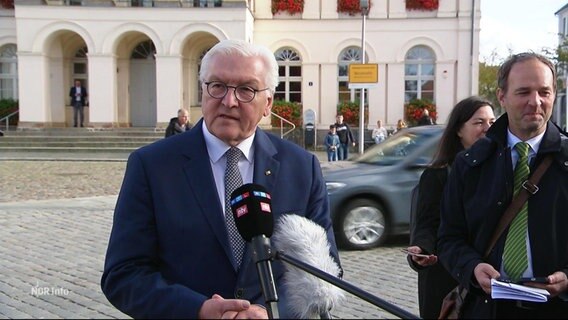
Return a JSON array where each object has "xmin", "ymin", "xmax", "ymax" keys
[
  {"xmin": 272, "ymin": 214, "xmax": 345, "ymax": 319},
  {"xmin": 230, "ymin": 183, "xmax": 273, "ymax": 242}
]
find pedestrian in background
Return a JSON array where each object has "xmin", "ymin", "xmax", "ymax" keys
[
  {"xmin": 371, "ymin": 119, "xmax": 388, "ymax": 144},
  {"xmin": 325, "ymin": 124, "xmax": 340, "ymax": 162},
  {"xmin": 334, "ymin": 114, "xmax": 355, "ymax": 160},
  {"xmin": 165, "ymin": 108, "xmax": 192, "ymax": 138},
  {"xmin": 393, "ymin": 119, "xmax": 407, "ymax": 135},
  {"xmin": 405, "ymin": 96, "xmax": 495, "ymax": 319},
  {"xmin": 69, "ymin": 80, "xmax": 88, "ymax": 127},
  {"xmin": 438, "ymin": 52, "xmax": 568, "ymax": 318},
  {"xmin": 417, "ymin": 108, "xmax": 434, "ymax": 126}
]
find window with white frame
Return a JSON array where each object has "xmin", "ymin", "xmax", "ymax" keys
[
  {"xmin": 0, "ymin": 44, "xmax": 18, "ymax": 100},
  {"xmin": 404, "ymin": 45, "xmax": 435, "ymax": 103},
  {"xmin": 72, "ymin": 46, "xmax": 88, "ymax": 93},
  {"xmin": 275, "ymin": 48, "xmax": 302, "ymax": 102},
  {"xmin": 338, "ymin": 46, "xmax": 366, "ymax": 103}
]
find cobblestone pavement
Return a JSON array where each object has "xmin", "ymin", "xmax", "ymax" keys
[{"xmin": 0, "ymin": 160, "xmax": 419, "ymax": 319}]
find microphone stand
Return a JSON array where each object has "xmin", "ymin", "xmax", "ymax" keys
[
  {"xmin": 275, "ymin": 251, "xmax": 420, "ymax": 320},
  {"xmin": 251, "ymin": 235, "xmax": 280, "ymax": 319}
]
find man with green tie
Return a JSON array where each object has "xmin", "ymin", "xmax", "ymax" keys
[{"xmin": 437, "ymin": 52, "xmax": 568, "ymax": 318}]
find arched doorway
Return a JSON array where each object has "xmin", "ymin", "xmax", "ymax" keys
[{"xmin": 130, "ymin": 40, "xmax": 156, "ymax": 127}]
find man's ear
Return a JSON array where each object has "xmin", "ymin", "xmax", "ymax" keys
[
  {"xmin": 263, "ymin": 96, "xmax": 273, "ymax": 117},
  {"xmin": 496, "ymin": 88, "xmax": 506, "ymax": 110}
]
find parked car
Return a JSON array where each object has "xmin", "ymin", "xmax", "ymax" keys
[{"xmin": 323, "ymin": 125, "xmax": 444, "ymax": 250}]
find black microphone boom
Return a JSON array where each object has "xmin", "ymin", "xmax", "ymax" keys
[
  {"xmin": 273, "ymin": 214, "xmax": 420, "ymax": 320},
  {"xmin": 275, "ymin": 251, "xmax": 419, "ymax": 319},
  {"xmin": 230, "ymin": 183, "xmax": 279, "ymax": 319}
]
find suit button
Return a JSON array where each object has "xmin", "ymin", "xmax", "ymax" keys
[{"xmin": 235, "ymin": 288, "xmax": 244, "ymax": 298}]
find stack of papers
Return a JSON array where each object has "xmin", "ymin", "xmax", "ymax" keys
[{"xmin": 491, "ymin": 278, "xmax": 550, "ymax": 302}]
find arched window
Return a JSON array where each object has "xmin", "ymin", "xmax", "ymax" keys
[
  {"xmin": 131, "ymin": 40, "xmax": 156, "ymax": 59},
  {"xmin": 0, "ymin": 44, "xmax": 18, "ymax": 100},
  {"xmin": 338, "ymin": 46, "xmax": 366, "ymax": 102},
  {"xmin": 275, "ymin": 48, "xmax": 302, "ymax": 102},
  {"xmin": 404, "ymin": 45, "xmax": 435, "ymax": 102},
  {"xmin": 197, "ymin": 48, "xmax": 210, "ymax": 104},
  {"xmin": 72, "ymin": 46, "xmax": 88, "ymax": 90}
]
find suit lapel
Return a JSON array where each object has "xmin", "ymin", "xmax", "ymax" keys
[
  {"xmin": 237, "ymin": 130, "xmax": 281, "ymax": 278},
  {"xmin": 252, "ymin": 129, "xmax": 280, "ymax": 192},
  {"xmin": 181, "ymin": 120, "xmax": 234, "ymax": 266}
]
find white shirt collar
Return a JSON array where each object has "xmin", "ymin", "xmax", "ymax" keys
[
  {"xmin": 202, "ymin": 121, "xmax": 255, "ymax": 164},
  {"xmin": 506, "ymin": 129, "xmax": 545, "ymax": 156}
]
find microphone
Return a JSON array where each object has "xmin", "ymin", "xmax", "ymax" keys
[
  {"xmin": 230, "ymin": 183, "xmax": 279, "ymax": 319},
  {"xmin": 272, "ymin": 214, "xmax": 345, "ymax": 319},
  {"xmin": 272, "ymin": 215, "xmax": 420, "ymax": 319}
]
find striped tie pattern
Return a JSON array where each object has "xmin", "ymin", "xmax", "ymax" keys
[
  {"xmin": 224, "ymin": 147, "xmax": 246, "ymax": 269},
  {"xmin": 503, "ymin": 142, "xmax": 530, "ymax": 281}
]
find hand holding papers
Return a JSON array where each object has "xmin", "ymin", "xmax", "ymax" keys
[{"xmin": 491, "ymin": 278, "xmax": 550, "ymax": 303}]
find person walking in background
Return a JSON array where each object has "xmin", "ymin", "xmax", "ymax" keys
[
  {"xmin": 438, "ymin": 52, "xmax": 568, "ymax": 318},
  {"xmin": 325, "ymin": 124, "xmax": 340, "ymax": 162},
  {"xmin": 334, "ymin": 114, "xmax": 355, "ymax": 160},
  {"xmin": 371, "ymin": 119, "xmax": 388, "ymax": 144},
  {"xmin": 405, "ymin": 96, "xmax": 495, "ymax": 319},
  {"xmin": 165, "ymin": 108, "xmax": 193, "ymax": 138},
  {"xmin": 417, "ymin": 108, "xmax": 434, "ymax": 126},
  {"xmin": 101, "ymin": 39, "xmax": 341, "ymax": 319},
  {"xmin": 69, "ymin": 80, "xmax": 88, "ymax": 127}
]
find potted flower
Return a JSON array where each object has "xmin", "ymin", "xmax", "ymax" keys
[
  {"xmin": 271, "ymin": 0, "xmax": 305, "ymax": 15},
  {"xmin": 337, "ymin": 100, "xmax": 369, "ymax": 126},
  {"xmin": 271, "ymin": 100, "xmax": 303, "ymax": 127},
  {"xmin": 337, "ymin": 0, "xmax": 372, "ymax": 16},
  {"xmin": 404, "ymin": 98, "xmax": 437, "ymax": 126},
  {"xmin": 0, "ymin": 0, "xmax": 14, "ymax": 9},
  {"xmin": 405, "ymin": 0, "xmax": 439, "ymax": 11}
]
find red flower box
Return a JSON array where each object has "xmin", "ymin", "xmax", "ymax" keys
[
  {"xmin": 406, "ymin": 0, "xmax": 439, "ymax": 11},
  {"xmin": 271, "ymin": 0, "xmax": 305, "ymax": 15},
  {"xmin": 337, "ymin": 0, "xmax": 372, "ymax": 16}
]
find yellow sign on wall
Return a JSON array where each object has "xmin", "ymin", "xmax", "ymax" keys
[{"xmin": 348, "ymin": 64, "xmax": 378, "ymax": 83}]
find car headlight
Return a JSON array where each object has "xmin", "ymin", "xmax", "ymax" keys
[{"xmin": 326, "ymin": 182, "xmax": 346, "ymax": 192}]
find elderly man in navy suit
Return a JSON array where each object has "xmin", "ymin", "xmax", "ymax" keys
[{"xmin": 101, "ymin": 39, "xmax": 341, "ymax": 319}]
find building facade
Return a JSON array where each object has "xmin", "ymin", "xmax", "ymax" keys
[
  {"xmin": 556, "ymin": 2, "xmax": 568, "ymax": 131},
  {"xmin": 0, "ymin": 0, "xmax": 481, "ymax": 130}
]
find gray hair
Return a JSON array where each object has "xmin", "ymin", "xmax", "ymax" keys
[{"xmin": 199, "ymin": 39, "xmax": 279, "ymax": 95}]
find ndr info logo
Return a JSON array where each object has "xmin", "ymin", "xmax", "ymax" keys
[{"xmin": 30, "ymin": 281, "xmax": 70, "ymax": 297}]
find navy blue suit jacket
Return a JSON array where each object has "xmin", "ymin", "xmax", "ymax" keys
[
  {"xmin": 69, "ymin": 86, "xmax": 87, "ymax": 106},
  {"xmin": 101, "ymin": 119, "xmax": 341, "ymax": 319}
]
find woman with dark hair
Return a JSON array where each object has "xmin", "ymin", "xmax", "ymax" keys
[{"xmin": 405, "ymin": 96, "xmax": 496, "ymax": 319}]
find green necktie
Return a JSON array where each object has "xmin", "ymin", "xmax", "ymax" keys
[{"xmin": 503, "ymin": 142, "xmax": 530, "ymax": 281}]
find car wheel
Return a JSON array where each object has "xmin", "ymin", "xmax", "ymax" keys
[{"xmin": 336, "ymin": 199, "xmax": 388, "ymax": 250}]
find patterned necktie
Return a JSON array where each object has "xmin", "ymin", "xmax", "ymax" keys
[
  {"xmin": 503, "ymin": 142, "xmax": 530, "ymax": 281},
  {"xmin": 224, "ymin": 147, "xmax": 246, "ymax": 269}
]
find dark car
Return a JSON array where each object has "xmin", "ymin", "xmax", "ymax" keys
[{"xmin": 322, "ymin": 125, "xmax": 444, "ymax": 250}]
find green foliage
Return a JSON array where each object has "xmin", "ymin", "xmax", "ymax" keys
[
  {"xmin": 0, "ymin": 98, "xmax": 19, "ymax": 125},
  {"xmin": 337, "ymin": 100, "xmax": 368, "ymax": 126},
  {"xmin": 478, "ymin": 61, "xmax": 501, "ymax": 116},
  {"xmin": 271, "ymin": 100, "xmax": 302, "ymax": 127}
]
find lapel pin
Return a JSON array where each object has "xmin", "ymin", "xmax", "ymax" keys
[{"xmin": 265, "ymin": 170, "xmax": 271, "ymax": 176}]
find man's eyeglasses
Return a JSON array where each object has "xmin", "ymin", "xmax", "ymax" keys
[{"xmin": 204, "ymin": 81, "xmax": 270, "ymax": 103}]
